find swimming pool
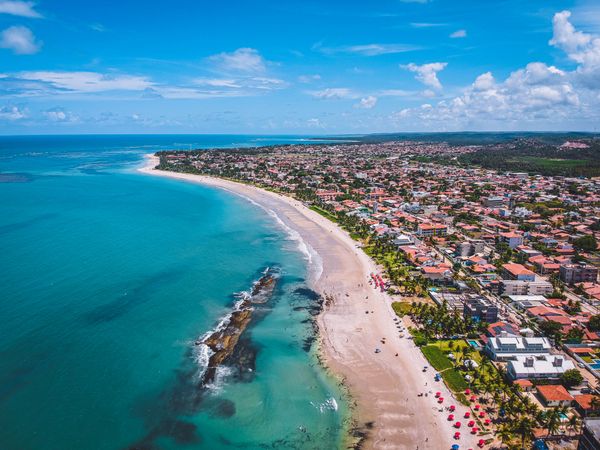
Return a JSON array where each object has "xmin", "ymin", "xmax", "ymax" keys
[{"xmin": 467, "ymin": 340, "xmax": 481, "ymax": 349}]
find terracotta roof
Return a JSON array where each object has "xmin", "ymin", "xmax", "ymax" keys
[
  {"xmin": 537, "ymin": 385, "xmax": 574, "ymax": 402},
  {"xmin": 574, "ymin": 394, "xmax": 600, "ymax": 411}
]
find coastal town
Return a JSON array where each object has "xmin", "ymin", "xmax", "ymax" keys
[{"xmin": 157, "ymin": 138, "xmax": 600, "ymax": 450}]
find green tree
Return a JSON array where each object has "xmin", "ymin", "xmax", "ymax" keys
[
  {"xmin": 573, "ymin": 234, "xmax": 598, "ymax": 253},
  {"xmin": 539, "ymin": 320, "xmax": 563, "ymax": 339},
  {"xmin": 588, "ymin": 315, "xmax": 600, "ymax": 332},
  {"xmin": 561, "ymin": 369, "xmax": 583, "ymax": 388}
]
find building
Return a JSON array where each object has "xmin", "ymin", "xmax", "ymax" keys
[
  {"xmin": 536, "ymin": 384, "xmax": 574, "ymax": 406},
  {"xmin": 499, "ymin": 231, "xmax": 524, "ymax": 249},
  {"xmin": 463, "ymin": 296, "xmax": 498, "ymax": 323},
  {"xmin": 485, "ymin": 332, "xmax": 551, "ymax": 361},
  {"xmin": 456, "ymin": 240, "xmax": 486, "ymax": 257},
  {"xmin": 501, "ymin": 263, "xmax": 536, "ymax": 282},
  {"xmin": 578, "ymin": 418, "xmax": 600, "ymax": 450},
  {"xmin": 508, "ymin": 295, "xmax": 549, "ymax": 310},
  {"xmin": 507, "ymin": 355, "xmax": 575, "ymax": 380},
  {"xmin": 499, "ymin": 280, "xmax": 554, "ymax": 296},
  {"xmin": 574, "ymin": 394, "xmax": 600, "ymax": 417},
  {"xmin": 416, "ymin": 222, "xmax": 447, "ymax": 237},
  {"xmin": 484, "ymin": 196, "xmax": 505, "ymax": 207},
  {"xmin": 559, "ymin": 264, "xmax": 599, "ymax": 285}
]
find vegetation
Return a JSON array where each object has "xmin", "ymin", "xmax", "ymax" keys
[{"xmin": 561, "ymin": 368, "xmax": 584, "ymax": 388}]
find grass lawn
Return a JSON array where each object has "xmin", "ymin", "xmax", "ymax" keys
[
  {"xmin": 443, "ymin": 368, "xmax": 469, "ymax": 392},
  {"xmin": 309, "ymin": 205, "xmax": 338, "ymax": 223},
  {"xmin": 392, "ymin": 302, "xmax": 412, "ymax": 317},
  {"xmin": 421, "ymin": 345, "xmax": 453, "ymax": 371}
]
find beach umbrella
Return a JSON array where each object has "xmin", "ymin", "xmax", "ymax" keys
[
  {"xmin": 471, "ymin": 427, "xmax": 478, "ymax": 434},
  {"xmin": 474, "ymin": 404, "xmax": 480, "ymax": 411},
  {"xmin": 464, "ymin": 411, "xmax": 471, "ymax": 418},
  {"xmin": 449, "ymin": 405, "xmax": 456, "ymax": 411},
  {"xmin": 484, "ymin": 419, "xmax": 491, "ymax": 425},
  {"xmin": 438, "ymin": 397, "xmax": 444, "ymax": 403},
  {"xmin": 454, "ymin": 431, "xmax": 461, "ymax": 439},
  {"xmin": 470, "ymin": 395, "xmax": 476, "ymax": 402},
  {"xmin": 478, "ymin": 438, "xmax": 485, "ymax": 447},
  {"xmin": 479, "ymin": 411, "xmax": 485, "ymax": 418},
  {"xmin": 452, "ymin": 444, "xmax": 460, "ymax": 449},
  {"xmin": 435, "ymin": 391, "xmax": 441, "ymax": 398},
  {"xmin": 448, "ymin": 414, "xmax": 455, "ymax": 421},
  {"xmin": 467, "ymin": 420, "xmax": 475, "ymax": 427},
  {"xmin": 454, "ymin": 421, "xmax": 461, "ymax": 428},
  {"xmin": 465, "ymin": 389, "xmax": 471, "ymax": 395}
]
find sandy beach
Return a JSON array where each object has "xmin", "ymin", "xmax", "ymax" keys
[{"xmin": 140, "ymin": 154, "xmax": 479, "ymax": 450}]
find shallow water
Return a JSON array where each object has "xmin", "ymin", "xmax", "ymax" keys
[{"xmin": 0, "ymin": 135, "xmax": 347, "ymax": 450}]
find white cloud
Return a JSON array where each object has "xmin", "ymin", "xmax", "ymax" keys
[
  {"xmin": 355, "ymin": 95, "xmax": 378, "ymax": 109},
  {"xmin": 43, "ymin": 107, "xmax": 79, "ymax": 123},
  {"xmin": 17, "ymin": 71, "xmax": 154, "ymax": 92},
  {"xmin": 298, "ymin": 74, "xmax": 321, "ymax": 83},
  {"xmin": 310, "ymin": 88, "xmax": 355, "ymax": 99},
  {"xmin": 410, "ymin": 22, "xmax": 446, "ymax": 28},
  {"xmin": 450, "ymin": 29, "xmax": 467, "ymax": 38},
  {"xmin": 194, "ymin": 78, "xmax": 241, "ymax": 88},
  {"xmin": 0, "ymin": 104, "xmax": 26, "ymax": 120},
  {"xmin": 394, "ymin": 62, "xmax": 582, "ymax": 127},
  {"xmin": 0, "ymin": 1, "xmax": 42, "ymax": 18},
  {"xmin": 306, "ymin": 118, "xmax": 324, "ymax": 128},
  {"xmin": 549, "ymin": 10, "xmax": 600, "ymax": 89},
  {"xmin": 208, "ymin": 48, "xmax": 267, "ymax": 73},
  {"xmin": 315, "ymin": 43, "xmax": 419, "ymax": 56},
  {"xmin": 0, "ymin": 26, "xmax": 41, "ymax": 54},
  {"xmin": 401, "ymin": 62, "xmax": 447, "ymax": 89}
]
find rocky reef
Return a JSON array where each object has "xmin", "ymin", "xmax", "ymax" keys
[{"xmin": 198, "ymin": 267, "xmax": 279, "ymax": 386}]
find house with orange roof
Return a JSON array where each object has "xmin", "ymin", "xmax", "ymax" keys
[
  {"xmin": 502, "ymin": 263, "xmax": 536, "ymax": 281},
  {"xmin": 537, "ymin": 385, "xmax": 574, "ymax": 407}
]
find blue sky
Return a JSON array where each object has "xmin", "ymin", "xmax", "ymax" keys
[{"xmin": 0, "ymin": 0, "xmax": 599, "ymax": 134}]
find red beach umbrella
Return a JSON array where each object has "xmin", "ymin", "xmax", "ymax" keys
[
  {"xmin": 464, "ymin": 411, "xmax": 471, "ymax": 418},
  {"xmin": 435, "ymin": 391, "xmax": 441, "ymax": 397},
  {"xmin": 478, "ymin": 438, "xmax": 485, "ymax": 447},
  {"xmin": 449, "ymin": 405, "xmax": 456, "ymax": 411},
  {"xmin": 465, "ymin": 389, "xmax": 471, "ymax": 395},
  {"xmin": 471, "ymin": 427, "xmax": 478, "ymax": 434},
  {"xmin": 448, "ymin": 414, "xmax": 455, "ymax": 421},
  {"xmin": 479, "ymin": 411, "xmax": 485, "ymax": 418},
  {"xmin": 467, "ymin": 420, "xmax": 475, "ymax": 427},
  {"xmin": 454, "ymin": 421, "xmax": 461, "ymax": 428},
  {"xmin": 470, "ymin": 395, "xmax": 477, "ymax": 402},
  {"xmin": 454, "ymin": 431, "xmax": 461, "ymax": 439},
  {"xmin": 474, "ymin": 404, "xmax": 481, "ymax": 411}
]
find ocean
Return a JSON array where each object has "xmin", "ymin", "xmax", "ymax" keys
[{"xmin": 0, "ymin": 135, "xmax": 348, "ymax": 450}]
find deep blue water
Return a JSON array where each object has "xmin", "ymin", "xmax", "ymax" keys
[{"xmin": 0, "ymin": 135, "xmax": 347, "ymax": 450}]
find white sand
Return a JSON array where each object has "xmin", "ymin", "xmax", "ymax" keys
[{"xmin": 140, "ymin": 154, "xmax": 481, "ymax": 450}]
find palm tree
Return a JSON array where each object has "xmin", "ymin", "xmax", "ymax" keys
[
  {"xmin": 567, "ymin": 414, "xmax": 581, "ymax": 436},
  {"xmin": 513, "ymin": 417, "xmax": 535, "ymax": 448}
]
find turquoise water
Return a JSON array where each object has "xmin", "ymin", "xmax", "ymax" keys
[{"xmin": 0, "ymin": 135, "xmax": 347, "ymax": 450}]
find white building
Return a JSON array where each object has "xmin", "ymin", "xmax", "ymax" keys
[
  {"xmin": 500, "ymin": 280, "xmax": 554, "ymax": 296},
  {"xmin": 507, "ymin": 355, "xmax": 575, "ymax": 380},
  {"xmin": 485, "ymin": 332, "xmax": 551, "ymax": 361}
]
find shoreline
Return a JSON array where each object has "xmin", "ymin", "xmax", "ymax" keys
[{"xmin": 139, "ymin": 154, "xmax": 478, "ymax": 449}]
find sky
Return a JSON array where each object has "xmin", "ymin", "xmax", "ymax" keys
[{"xmin": 0, "ymin": 0, "xmax": 599, "ymax": 134}]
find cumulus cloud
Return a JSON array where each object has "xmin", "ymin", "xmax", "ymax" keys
[
  {"xmin": 355, "ymin": 96, "xmax": 378, "ymax": 109},
  {"xmin": 401, "ymin": 62, "xmax": 447, "ymax": 90},
  {"xmin": 0, "ymin": 1, "xmax": 42, "ymax": 18},
  {"xmin": 42, "ymin": 107, "xmax": 79, "ymax": 123},
  {"xmin": 450, "ymin": 29, "xmax": 467, "ymax": 38},
  {"xmin": 0, "ymin": 26, "xmax": 41, "ymax": 54},
  {"xmin": 549, "ymin": 10, "xmax": 600, "ymax": 89},
  {"xmin": 208, "ymin": 48, "xmax": 267, "ymax": 73},
  {"xmin": 0, "ymin": 104, "xmax": 26, "ymax": 120}
]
